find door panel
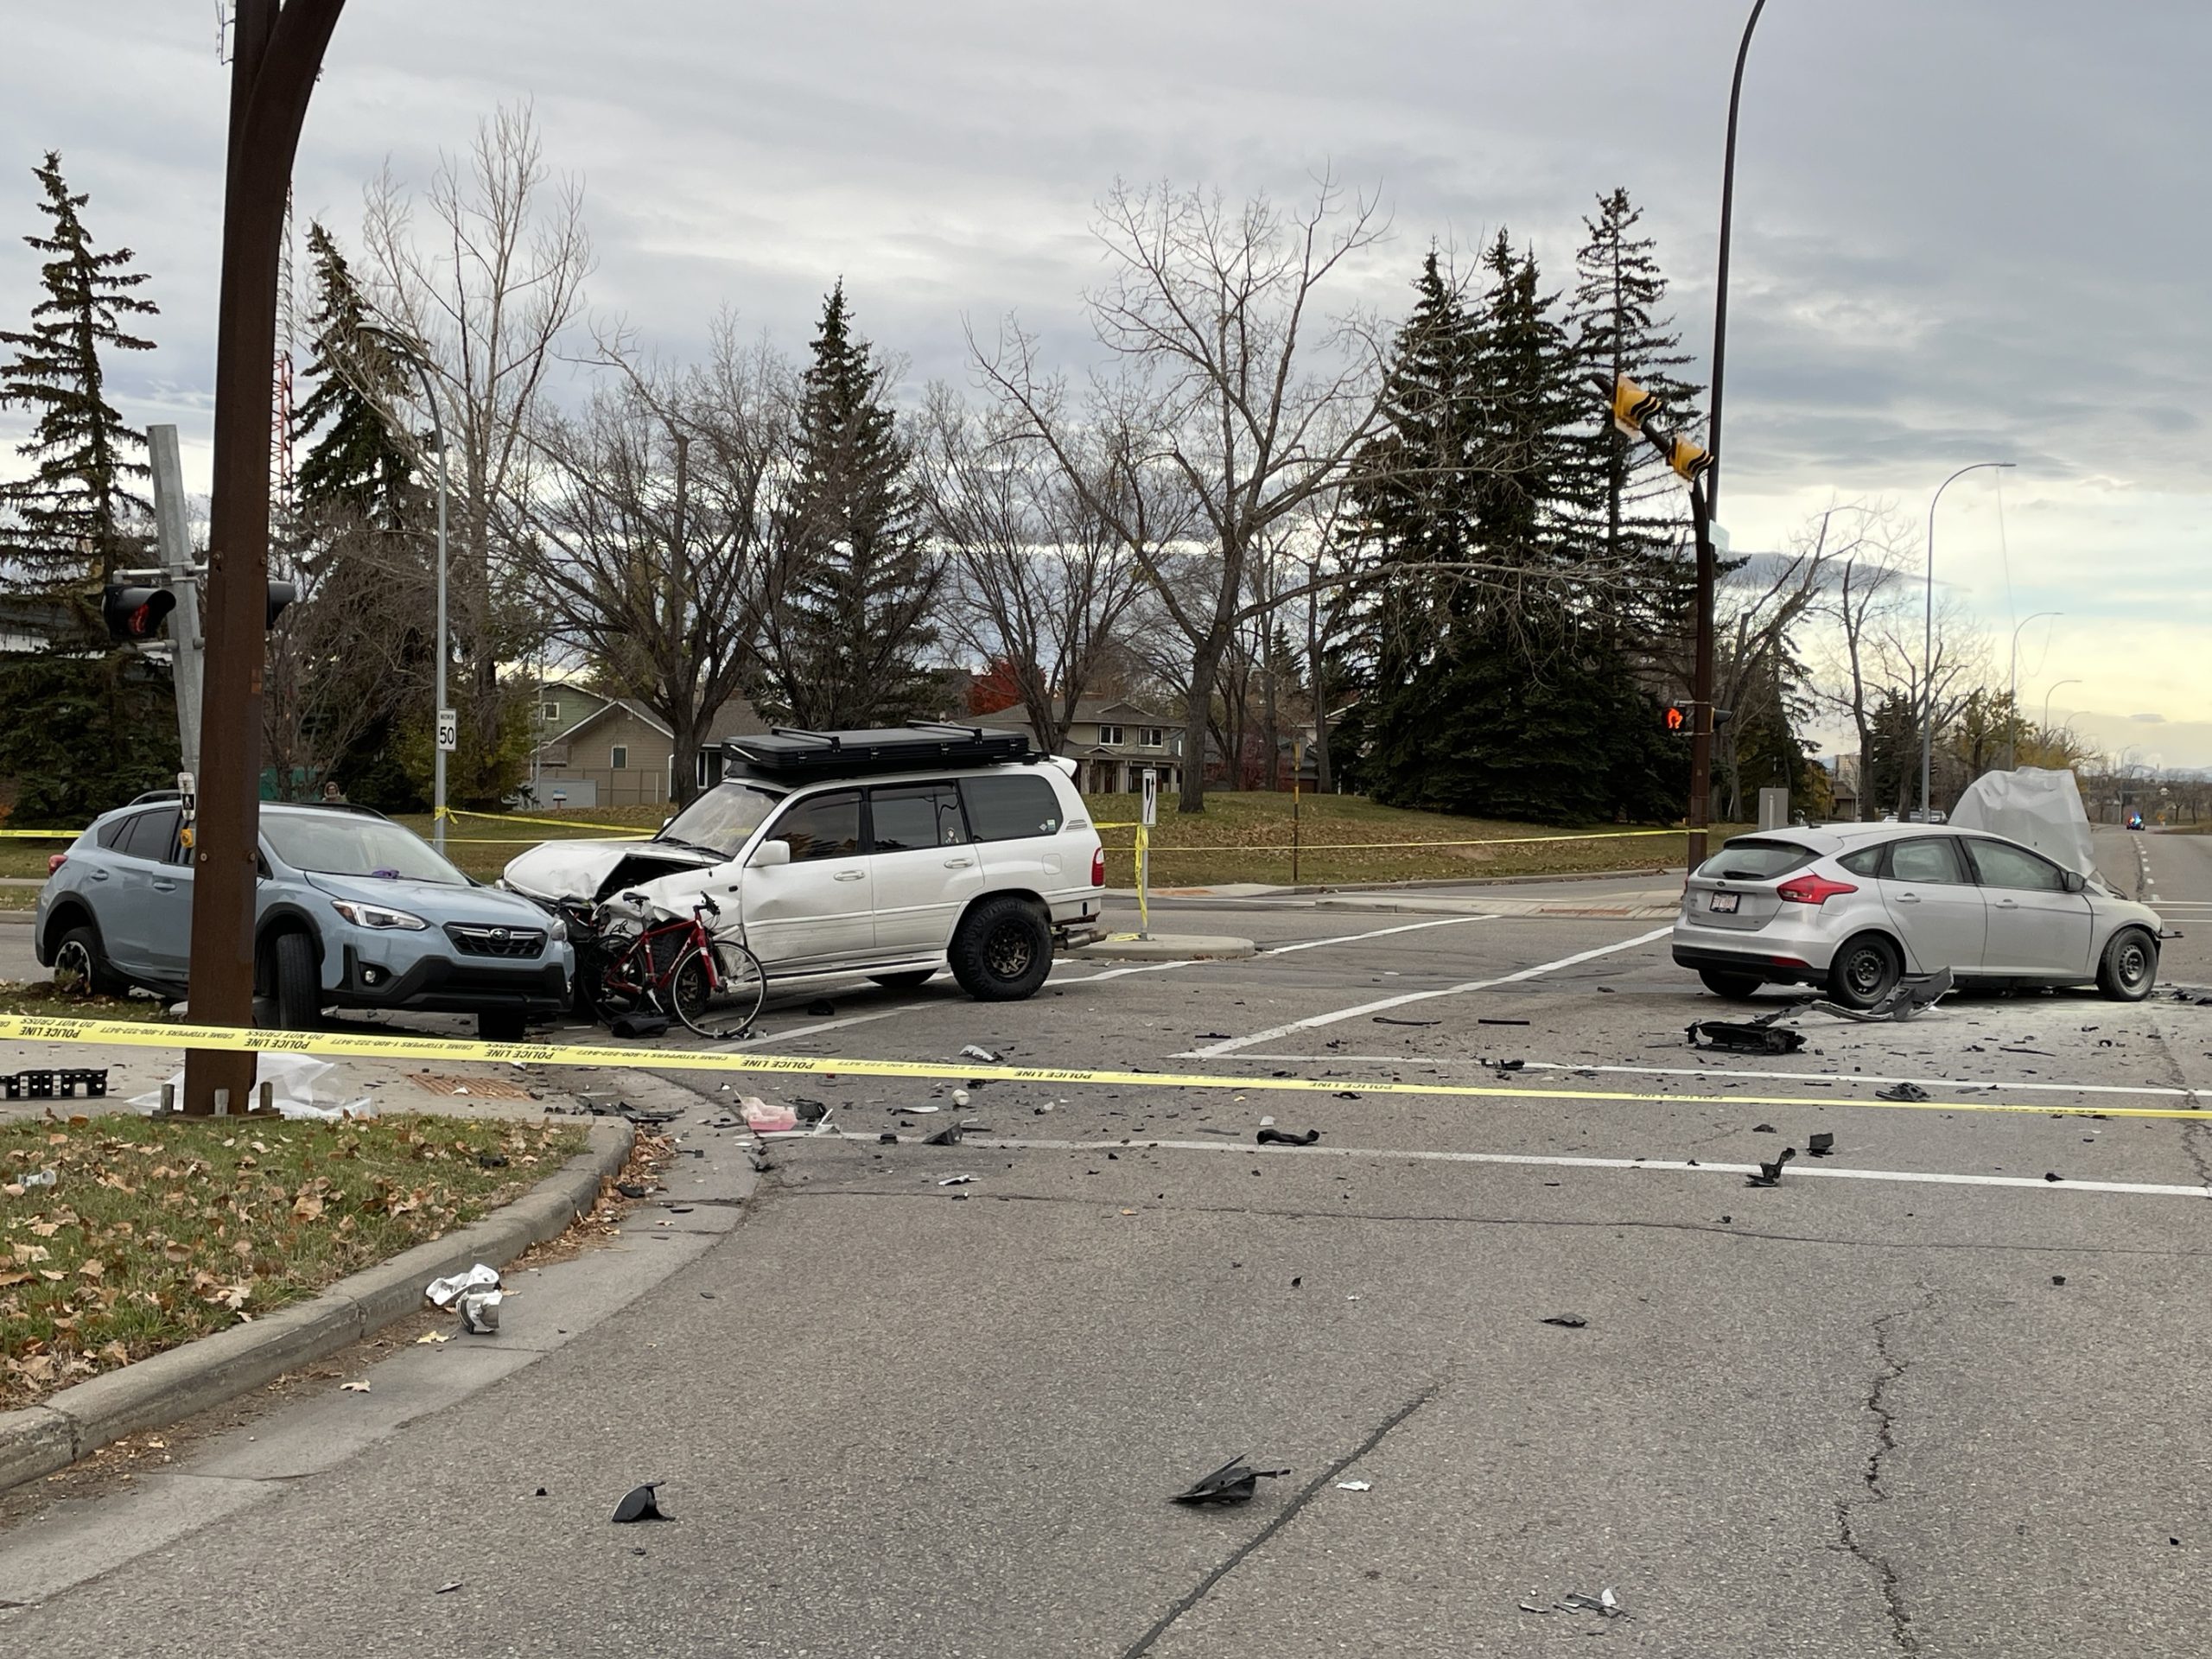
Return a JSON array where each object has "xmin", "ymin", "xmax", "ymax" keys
[
  {"xmin": 868, "ymin": 784, "xmax": 980, "ymax": 953},
  {"xmin": 1966, "ymin": 838, "xmax": 2093, "ymax": 975},
  {"xmin": 741, "ymin": 791, "xmax": 871, "ymax": 967},
  {"xmin": 1875, "ymin": 836, "xmax": 1987, "ymax": 974},
  {"xmin": 104, "ymin": 808, "xmax": 183, "ymax": 978}
]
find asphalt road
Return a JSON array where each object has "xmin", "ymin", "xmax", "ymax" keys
[{"xmin": 7, "ymin": 830, "xmax": 2212, "ymax": 1655}]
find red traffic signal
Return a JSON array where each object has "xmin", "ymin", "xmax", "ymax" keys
[
  {"xmin": 102, "ymin": 584, "xmax": 175, "ymax": 642},
  {"xmin": 1665, "ymin": 703, "xmax": 1687, "ymax": 734}
]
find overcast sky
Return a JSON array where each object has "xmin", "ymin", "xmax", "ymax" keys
[{"xmin": 5, "ymin": 2, "xmax": 2209, "ymax": 762}]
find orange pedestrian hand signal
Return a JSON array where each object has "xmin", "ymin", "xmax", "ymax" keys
[{"xmin": 1665, "ymin": 705, "xmax": 1685, "ymax": 733}]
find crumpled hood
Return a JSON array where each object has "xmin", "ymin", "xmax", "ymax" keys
[
  {"xmin": 502, "ymin": 837, "xmax": 722, "ymax": 903},
  {"xmin": 303, "ymin": 871, "xmax": 554, "ymax": 929}
]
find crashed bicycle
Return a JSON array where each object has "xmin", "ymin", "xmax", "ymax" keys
[{"xmin": 579, "ymin": 891, "xmax": 766, "ymax": 1039}]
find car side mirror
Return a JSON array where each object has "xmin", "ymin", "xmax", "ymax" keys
[
  {"xmin": 2063, "ymin": 869, "xmax": 2087, "ymax": 893},
  {"xmin": 749, "ymin": 839, "xmax": 791, "ymax": 868}
]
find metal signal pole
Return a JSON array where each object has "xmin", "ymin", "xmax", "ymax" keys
[{"xmin": 183, "ymin": 0, "xmax": 347, "ymax": 1116}]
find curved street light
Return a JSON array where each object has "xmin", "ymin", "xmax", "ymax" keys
[
  {"xmin": 2007, "ymin": 610, "xmax": 2062, "ymax": 769},
  {"xmin": 2041, "ymin": 677, "xmax": 2082, "ymax": 735},
  {"xmin": 1705, "ymin": 0, "xmax": 1769, "ymax": 520},
  {"xmin": 1920, "ymin": 461, "xmax": 2016, "ymax": 819},
  {"xmin": 356, "ymin": 324, "xmax": 452, "ymax": 854}
]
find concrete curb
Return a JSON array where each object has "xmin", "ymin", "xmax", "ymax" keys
[
  {"xmin": 0, "ymin": 910, "xmax": 33, "ymax": 926},
  {"xmin": 0, "ymin": 1118, "xmax": 633, "ymax": 1495}
]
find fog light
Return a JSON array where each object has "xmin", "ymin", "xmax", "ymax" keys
[{"xmin": 361, "ymin": 964, "xmax": 385, "ymax": 986}]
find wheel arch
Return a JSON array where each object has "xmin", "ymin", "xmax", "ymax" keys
[
  {"xmin": 252, "ymin": 904, "xmax": 326, "ymax": 987},
  {"xmin": 40, "ymin": 896, "xmax": 99, "ymax": 963}
]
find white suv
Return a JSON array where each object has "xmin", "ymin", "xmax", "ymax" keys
[{"xmin": 502, "ymin": 728, "xmax": 1106, "ymax": 1004}]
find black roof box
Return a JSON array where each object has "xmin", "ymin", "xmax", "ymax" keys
[{"xmin": 721, "ymin": 723, "xmax": 1034, "ymax": 783}]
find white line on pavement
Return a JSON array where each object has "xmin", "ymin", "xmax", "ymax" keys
[
  {"xmin": 1178, "ymin": 925, "xmax": 1674, "ymax": 1058},
  {"xmin": 964, "ymin": 1135, "xmax": 2212, "ymax": 1201},
  {"xmin": 1263, "ymin": 915, "xmax": 1496, "ymax": 954},
  {"xmin": 1186, "ymin": 1054, "xmax": 2208, "ymax": 1103}
]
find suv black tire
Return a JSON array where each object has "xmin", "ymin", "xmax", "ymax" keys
[
  {"xmin": 948, "ymin": 895, "xmax": 1052, "ymax": 1001},
  {"xmin": 52, "ymin": 923, "xmax": 130, "ymax": 999},
  {"xmin": 1698, "ymin": 967, "xmax": 1764, "ymax": 1001},
  {"xmin": 479, "ymin": 1008, "xmax": 530, "ymax": 1043},
  {"xmin": 2096, "ymin": 926, "xmax": 2158, "ymax": 1001},
  {"xmin": 1826, "ymin": 932, "xmax": 1903, "ymax": 1011},
  {"xmin": 270, "ymin": 930, "xmax": 322, "ymax": 1030},
  {"xmin": 868, "ymin": 970, "xmax": 936, "ymax": 991}
]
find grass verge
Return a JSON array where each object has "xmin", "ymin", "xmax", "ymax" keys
[
  {"xmin": 0, "ymin": 981, "xmax": 175, "ymax": 1021},
  {"xmin": 1, "ymin": 1113, "xmax": 586, "ymax": 1408}
]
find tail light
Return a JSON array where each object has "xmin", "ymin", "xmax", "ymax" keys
[
  {"xmin": 1776, "ymin": 873, "xmax": 1857, "ymax": 906},
  {"xmin": 47, "ymin": 853, "xmax": 67, "ymax": 874},
  {"xmin": 1091, "ymin": 846, "xmax": 1106, "ymax": 887}
]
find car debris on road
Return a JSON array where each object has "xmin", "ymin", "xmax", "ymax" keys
[
  {"xmin": 1172, "ymin": 1456, "xmax": 1289, "ymax": 1506},
  {"xmin": 1748, "ymin": 1147, "xmax": 1797, "ymax": 1187}
]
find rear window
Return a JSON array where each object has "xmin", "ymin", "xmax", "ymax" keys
[
  {"xmin": 1838, "ymin": 844, "xmax": 1885, "ymax": 876},
  {"xmin": 1697, "ymin": 838, "xmax": 1816, "ymax": 881},
  {"xmin": 960, "ymin": 774, "xmax": 1064, "ymax": 842},
  {"xmin": 112, "ymin": 808, "xmax": 181, "ymax": 862}
]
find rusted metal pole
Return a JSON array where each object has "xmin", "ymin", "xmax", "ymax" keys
[{"xmin": 183, "ymin": 0, "xmax": 347, "ymax": 1115}]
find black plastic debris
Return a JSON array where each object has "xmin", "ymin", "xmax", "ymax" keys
[
  {"xmin": 476, "ymin": 1153, "xmax": 510, "ymax": 1169},
  {"xmin": 1478, "ymin": 1017, "xmax": 1532, "ymax": 1027},
  {"xmin": 1688, "ymin": 1020, "xmax": 1806, "ymax": 1054},
  {"xmin": 607, "ymin": 1012, "xmax": 670, "ymax": 1039},
  {"xmin": 1814, "ymin": 965, "xmax": 1953, "ymax": 1023},
  {"xmin": 2044, "ymin": 1171, "xmax": 2063, "ymax": 1182},
  {"xmin": 612, "ymin": 1483, "xmax": 669, "ymax": 1523},
  {"xmin": 1808, "ymin": 1132, "xmax": 1835, "ymax": 1158},
  {"xmin": 1171, "ymin": 1456, "xmax": 1290, "ymax": 1506},
  {"xmin": 1372, "ymin": 1016, "xmax": 1441, "ymax": 1027},
  {"xmin": 615, "ymin": 1182, "xmax": 651, "ymax": 1199},
  {"xmin": 1493, "ymin": 1058, "xmax": 1526, "ymax": 1072},
  {"xmin": 616, "ymin": 1104, "xmax": 680, "ymax": 1125},
  {"xmin": 877, "ymin": 1130, "xmax": 898, "ymax": 1144},
  {"xmin": 1540, "ymin": 1315, "xmax": 1587, "ymax": 1329},
  {"xmin": 1876, "ymin": 1082, "xmax": 1931, "ymax": 1103},
  {"xmin": 1196, "ymin": 1032, "xmax": 1233, "ymax": 1040},
  {"xmin": 922, "ymin": 1125, "xmax": 963, "ymax": 1146},
  {"xmin": 1256, "ymin": 1128, "xmax": 1321, "ymax": 1147},
  {"xmin": 1747, "ymin": 1147, "xmax": 1797, "ymax": 1186},
  {"xmin": 1751, "ymin": 1122, "xmax": 1777, "ymax": 1134},
  {"xmin": 1558, "ymin": 1588, "xmax": 1626, "ymax": 1618},
  {"xmin": 2051, "ymin": 1275, "xmax": 2067, "ymax": 1286}
]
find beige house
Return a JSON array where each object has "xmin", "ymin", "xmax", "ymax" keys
[
  {"xmin": 987, "ymin": 698, "xmax": 1184, "ymax": 796},
  {"xmin": 529, "ymin": 684, "xmax": 769, "ymax": 808}
]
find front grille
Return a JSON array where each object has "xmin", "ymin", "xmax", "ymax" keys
[{"xmin": 445, "ymin": 923, "xmax": 546, "ymax": 959}]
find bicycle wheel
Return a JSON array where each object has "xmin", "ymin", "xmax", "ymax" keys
[
  {"xmin": 670, "ymin": 940, "xmax": 766, "ymax": 1039},
  {"xmin": 591, "ymin": 942, "xmax": 652, "ymax": 1025}
]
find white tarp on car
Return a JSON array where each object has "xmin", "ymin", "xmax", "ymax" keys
[{"xmin": 1948, "ymin": 766, "xmax": 2095, "ymax": 875}]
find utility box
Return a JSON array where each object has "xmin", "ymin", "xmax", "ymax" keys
[{"xmin": 1758, "ymin": 786, "xmax": 1789, "ymax": 830}]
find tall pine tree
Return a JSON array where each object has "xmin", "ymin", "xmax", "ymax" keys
[
  {"xmin": 0, "ymin": 151, "xmax": 158, "ymax": 590},
  {"xmin": 293, "ymin": 220, "xmax": 422, "ymax": 527},
  {"xmin": 1465, "ymin": 229, "xmax": 1580, "ymax": 582},
  {"xmin": 1566, "ymin": 187, "xmax": 1700, "ymax": 640},
  {"xmin": 764, "ymin": 281, "xmax": 940, "ymax": 728}
]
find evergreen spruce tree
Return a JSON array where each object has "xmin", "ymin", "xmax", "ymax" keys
[
  {"xmin": 1565, "ymin": 187, "xmax": 1700, "ymax": 639},
  {"xmin": 767, "ymin": 282, "xmax": 940, "ymax": 728},
  {"xmin": 1465, "ymin": 229, "xmax": 1580, "ymax": 580},
  {"xmin": 293, "ymin": 220, "xmax": 421, "ymax": 528},
  {"xmin": 0, "ymin": 151, "xmax": 159, "ymax": 590}
]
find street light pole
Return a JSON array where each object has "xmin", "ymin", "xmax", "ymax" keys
[
  {"xmin": 183, "ymin": 0, "xmax": 347, "ymax": 1116},
  {"xmin": 2041, "ymin": 678, "xmax": 2082, "ymax": 736},
  {"xmin": 2006, "ymin": 610, "xmax": 2061, "ymax": 770},
  {"xmin": 359, "ymin": 326, "xmax": 450, "ymax": 853},
  {"xmin": 1919, "ymin": 461, "xmax": 2014, "ymax": 822},
  {"xmin": 1705, "ymin": 0, "xmax": 1768, "ymax": 523}
]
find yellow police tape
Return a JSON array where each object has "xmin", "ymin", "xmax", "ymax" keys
[
  {"xmin": 0, "ymin": 828, "xmax": 74, "ymax": 839},
  {"xmin": 1100, "ymin": 828, "xmax": 1688, "ymax": 856},
  {"xmin": 0, "ymin": 1013, "xmax": 2198, "ymax": 1122},
  {"xmin": 436, "ymin": 806, "xmax": 650, "ymax": 838}
]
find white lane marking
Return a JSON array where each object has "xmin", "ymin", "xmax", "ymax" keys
[
  {"xmin": 1191, "ymin": 1054, "xmax": 2208, "ymax": 1103},
  {"xmin": 963, "ymin": 1135, "xmax": 2212, "ymax": 1201},
  {"xmin": 1052, "ymin": 958, "xmax": 1209, "ymax": 985},
  {"xmin": 1179, "ymin": 925, "xmax": 1675, "ymax": 1057},
  {"xmin": 729, "ymin": 1006, "xmax": 918, "ymax": 1047},
  {"xmin": 1264, "ymin": 915, "xmax": 1494, "ymax": 954}
]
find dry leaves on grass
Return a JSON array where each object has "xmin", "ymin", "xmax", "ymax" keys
[{"xmin": 0, "ymin": 1113, "xmax": 584, "ymax": 1408}]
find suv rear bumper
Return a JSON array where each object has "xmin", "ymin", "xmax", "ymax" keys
[{"xmin": 335, "ymin": 944, "xmax": 569, "ymax": 1017}]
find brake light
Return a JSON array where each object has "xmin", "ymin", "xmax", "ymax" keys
[
  {"xmin": 1091, "ymin": 846, "xmax": 1106, "ymax": 887},
  {"xmin": 47, "ymin": 853, "xmax": 67, "ymax": 874},
  {"xmin": 1776, "ymin": 874, "xmax": 1857, "ymax": 906}
]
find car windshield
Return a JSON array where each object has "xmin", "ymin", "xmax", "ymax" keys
[
  {"xmin": 1698, "ymin": 839, "xmax": 1817, "ymax": 881},
  {"xmin": 658, "ymin": 783, "xmax": 784, "ymax": 858},
  {"xmin": 263, "ymin": 813, "xmax": 467, "ymax": 886}
]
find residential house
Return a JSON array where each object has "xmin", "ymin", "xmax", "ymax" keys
[
  {"xmin": 1828, "ymin": 753, "xmax": 1864, "ymax": 823},
  {"xmin": 529, "ymin": 683, "xmax": 770, "ymax": 807},
  {"xmin": 982, "ymin": 697, "xmax": 1184, "ymax": 796}
]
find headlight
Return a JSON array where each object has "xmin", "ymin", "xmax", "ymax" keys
[
  {"xmin": 545, "ymin": 915, "xmax": 569, "ymax": 943},
  {"xmin": 330, "ymin": 899, "xmax": 429, "ymax": 931}
]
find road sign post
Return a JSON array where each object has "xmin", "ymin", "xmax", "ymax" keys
[
  {"xmin": 1137, "ymin": 768, "xmax": 1157, "ymax": 940},
  {"xmin": 436, "ymin": 709, "xmax": 458, "ymax": 753}
]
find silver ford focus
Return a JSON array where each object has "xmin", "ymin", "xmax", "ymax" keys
[{"xmin": 1671, "ymin": 823, "xmax": 2162, "ymax": 1007}]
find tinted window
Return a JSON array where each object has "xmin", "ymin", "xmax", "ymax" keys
[
  {"xmin": 1967, "ymin": 839, "xmax": 2067, "ymax": 892},
  {"xmin": 1696, "ymin": 838, "xmax": 1815, "ymax": 880},
  {"xmin": 770, "ymin": 791, "xmax": 861, "ymax": 861},
  {"xmin": 1887, "ymin": 837, "xmax": 1967, "ymax": 885},
  {"xmin": 960, "ymin": 774, "xmax": 1062, "ymax": 842},
  {"xmin": 1838, "ymin": 845, "xmax": 1885, "ymax": 877},
  {"xmin": 96, "ymin": 814, "xmax": 137, "ymax": 850},
  {"xmin": 114, "ymin": 808, "xmax": 181, "ymax": 862},
  {"xmin": 869, "ymin": 785, "xmax": 968, "ymax": 853},
  {"xmin": 262, "ymin": 813, "xmax": 467, "ymax": 885}
]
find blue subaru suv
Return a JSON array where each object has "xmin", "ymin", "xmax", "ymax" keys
[{"xmin": 34, "ymin": 797, "xmax": 573, "ymax": 1040}]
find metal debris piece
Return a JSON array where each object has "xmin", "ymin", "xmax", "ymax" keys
[
  {"xmin": 459, "ymin": 1289, "xmax": 503, "ymax": 1335},
  {"xmin": 1807, "ymin": 1132, "xmax": 1836, "ymax": 1157},
  {"xmin": 22, "ymin": 1168, "xmax": 57, "ymax": 1189},
  {"xmin": 1336, "ymin": 1479, "xmax": 1372, "ymax": 1491},
  {"xmin": 1688, "ymin": 1020, "xmax": 1807, "ymax": 1054},
  {"xmin": 435, "ymin": 1581, "xmax": 463, "ymax": 1594},
  {"xmin": 938, "ymin": 1174, "xmax": 976, "ymax": 1186},
  {"xmin": 1876, "ymin": 1083, "xmax": 1930, "ymax": 1103},
  {"xmin": 424, "ymin": 1263, "xmax": 499, "ymax": 1308},
  {"xmin": 612, "ymin": 1483, "xmax": 668, "ymax": 1523},
  {"xmin": 1558, "ymin": 1586, "xmax": 1626, "ymax": 1618},
  {"xmin": 340, "ymin": 1381, "xmax": 371, "ymax": 1394},
  {"xmin": 1256, "ymin": 1128, "xmax": 1321, "ymax": 1147},
  {"xmin": 1813, "ymin": 966, "xmax": 1954, "ymax": 1023},
  {"xmin": 1171, "ymin": 1455, "xmax": 1290, "ymax": 1506},
  {"xmin": 959, "ymin": 1045, "xmax": 1002, "ymax": 1064},
  {"xmin": 1747, "ymin": 1147, "xmax": 1797, "ymax": 1187}
]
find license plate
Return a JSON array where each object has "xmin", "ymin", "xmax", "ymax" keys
[{"xmin": 1708, "ymin": 892, "xmax": 1740, "ymax": 913}]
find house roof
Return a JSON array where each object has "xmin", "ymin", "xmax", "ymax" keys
[{"xmin": 545, "ymin": 694, "xmax": 765, "ymax": 748}]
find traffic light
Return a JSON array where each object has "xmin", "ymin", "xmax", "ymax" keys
[
  {"xmin": 1611, "ymin": 373, "xmax": 1663, "ymax": 438},
  {"xmin": 1665, "ymin": 702, "xmax": 1687, "ymax": 734},
  {"xmin": 102, "ymin": 583, "xmax": 175, "ymax": 643},
  {"xmin": 1668, "ymin": 435, "xmax": 1714, "ymax": 486},
  {"xmin": 1666, "ymin": 702, "xmax": 1732, "ymax": 735},
  {"xmin": 264, "ymin": 579, "xmax": 299, "ymax": 631}
]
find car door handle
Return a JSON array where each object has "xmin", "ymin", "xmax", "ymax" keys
[
  {"xmin": 944, "ymin": 857, "xmax": 974, "ymax": 868},
  {"xmin": 1994, "ymin": 898, "xmax": 2020, "ymax": 909},
  {"xmin": 834, "ymin": 870, "xmax": 864, "ymax": 882},
  {"xmin": 88, "ymin": 868, "xmax": 109, "ymax": 880},
  {"xmin": 1896, "ymin": 893, "xmax": 1921, "ymax": 904},
  {"xmin": 152, "ymin": 879, "xmax": 176, "ymax": 893}
]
